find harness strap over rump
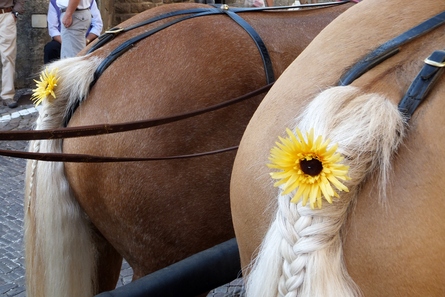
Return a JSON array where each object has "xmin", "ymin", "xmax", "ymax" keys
[
  {"xmin": 338, "ymin": 10, "xmax": 445, "ymax": 86},
  {"xmin": 398, "ymin": 50, "xmax": 445, "ymax": 119},
  {"xmin": 222, "ymin": 6, "xmax": 274, "ymax": 84},
  {"xmin": 87, "ymin": 7, "xmax": 213, "ymax": 53},
  {"xmin": 89, "ymin": 6, "xmax": 275, "ymax": 89},
  {"xmin": 337, "ymin": 9, "xmax": 445, "ymax": 118},
  {"xmin": 88, "ymin": 0, "xmax": 351, "ymax": 55},
  {"xmin": 69, "ymin": 5, "xmax": 278, "ymax": 127}
]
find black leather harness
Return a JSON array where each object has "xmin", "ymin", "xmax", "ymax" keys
[
  {"xmin": 398, "ymin": 50, "xmax": 445, "ymax": 120},
  {"xmin": 87, "ymin": 2, "xmax": 350, "ymax": 92},
  {"xmin": 89, "ymin": 6, "xmax": 276, "ymax": 89},
  {"xmin": 88, "ymin": 1, "xmax": 350, "ymax": 88},
  {"xmin": 338, "ymin": 10, "xmax": 445, "ymax": 119}
]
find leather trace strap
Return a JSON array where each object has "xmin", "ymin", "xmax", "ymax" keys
[
  {"xmin": 0, "ymin": 146, "xmax": 239, "ymax": 163},
  {"xmin": 0, "ymin": 84, "xmax": 273, "ymax": 162},
  {"xmin": 0, "ymin": 84, "xmax": 273, "ymax": 142},
  {"xmin": 398, "ymin": 50, "xmax": 445, "ymax": 119},
  {"xmin": 338, "ymin": 10, "xmax": 445, "ymax": 86}
]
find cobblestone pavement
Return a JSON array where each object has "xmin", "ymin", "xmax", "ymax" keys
[{"xmin": 0, "ymin": 90, "xmax": 243, "ymax": 296}]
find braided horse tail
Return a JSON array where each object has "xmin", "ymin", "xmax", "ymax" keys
[
  {"xmin": 245, "ymin": 86, "xmax": 406, "ymax": 297},
  {"xmin": 24, "ymin": 56, "xmax": 104, "ymax": 297}
]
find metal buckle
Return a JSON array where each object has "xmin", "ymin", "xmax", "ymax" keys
[
  {"xmin": 424, "ymin": 57, "xmax": 445, "ymax": 68},
  {"xmin": 105, "ymin": 27, "xmax": 124, "ymax": 34}
]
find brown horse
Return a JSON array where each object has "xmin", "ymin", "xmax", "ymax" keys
[
  {"xmin": 23, "ymin": 2, "xmax": 354, "ymax": 296},
  {"xmin": 231, "ymin": 0, "xmax": 445, "ymax": 296}
]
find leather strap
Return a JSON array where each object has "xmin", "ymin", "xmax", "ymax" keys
[
  {"xmin": 338, "ymin": 10, "xmax": 445, "ymax": 86},
  {"xmin": 90, "ymin": 9, "xmax": 228, "ymax": 89},
  {"xmin": 69, "ymin": 1, "xmax": 353, "ymax": 126},
  {"xmin": 398, "ymin": 50, "xmax": 445, "ymax": 119},
  {"xmin": 87, "ymin": 8, "xmax": 212, "ymax": 53},
  {"xmin": 0, "ymin": 84, "xmax": 272, "ymax": 162},
  {"xmin": 0, "ymin": 145, "xmax": 238, "ymax": 163},
  {"xmin": 0, "ymin": 83, "xmax": 272, "ymax": 142},
  {"xmin": 87, "ymin": 0, "xmax": 352, "ymax": 55},
  {"xmin": 88, "ymin": 1, "xmax": 354, "ymax": 86},
  {"xmin": 68, "ymin": 6, "xmax": 277, "ymax": 126},
  {"xmin": 222, "ymin": 7, "xmax": 274, "ymax": 84}
]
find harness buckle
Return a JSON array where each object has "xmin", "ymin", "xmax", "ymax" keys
[
  {"xmin": 424, "ymin": 58, "xmax": 445, "ymax": 67},
  {"xmin": 105, "ymin": 27, "xmax": 124, "ymax": 34}
]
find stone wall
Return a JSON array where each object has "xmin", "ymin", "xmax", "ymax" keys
[
  {"xmin": 16, "ymin": 0, "xmax": 50, "ymax": 90},
  {"xmin": 14, "ymin": 0, "xmax": 334, "ymax": 91}
]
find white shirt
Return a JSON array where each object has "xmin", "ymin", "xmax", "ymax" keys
[
  {"xmin": 48, "ymin": 0, "xmax": 103, "ymax": 38},
  {"xmin": 56, "ymin": 0, "xmax": 92, "ymax": 10}
]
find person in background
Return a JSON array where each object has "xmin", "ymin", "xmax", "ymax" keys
[
  {"xmin": 56, "ymin": 0, "xmax": 92, "ymax": 59},
  {"xmin": 45, "ymin": 0, "xmax": 103, "ymax": 64},
  {"xmin": 0, "ymin": 0, "xmax": 24, "ymax": 108}
]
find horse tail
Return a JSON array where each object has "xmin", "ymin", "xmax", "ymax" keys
[
  {"xmin": 24, "ymin": 55, "xmax": 104, "ymax": 297},
  {"xmin": 246, "ymin": 86, "xmax": 406, "ymax": 297}
]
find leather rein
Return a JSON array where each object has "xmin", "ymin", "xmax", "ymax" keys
[
  {"xmin": 0, "ymin": 1, "xmax": 353, "ymax": 163},
  {"xmin": 0, "ymin": 84, "xmax": 272, "ymax": 162}
]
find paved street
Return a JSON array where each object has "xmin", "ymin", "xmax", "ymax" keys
[
  {"xmin": 0, "ymin": 90, "xmax": 133, "ymax": 296},
  {"xmin": 0, "ymin": 90, "xmax": 243, "ymax": 296}
]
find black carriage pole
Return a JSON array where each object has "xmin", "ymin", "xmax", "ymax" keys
[{"xmin": 95, "ymin": 238, "xmax": 241, "ymax": 297}]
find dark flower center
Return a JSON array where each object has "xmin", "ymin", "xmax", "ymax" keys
[{"xmin": 300, "ymin": 158, "xmax": 323, "ymax": 176}]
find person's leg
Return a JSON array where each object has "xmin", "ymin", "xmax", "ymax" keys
[
  {"xmin": 44, "ymin": 40, "xmax": 61, "ymax": 64},
  {"xmin": 60, "ymin": 10, "xmax": 91, "ymax": 59},
  {"xmin": 0, "ymin": 13, "xmax": 17, "ymax": 107}
]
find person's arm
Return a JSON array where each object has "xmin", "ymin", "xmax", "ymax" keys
[
  {"xmin": 86, "ymin": 0, "xmax": 103, "ymax": 44},
  {"xmin": 53, "ymin": 35, "xmax": 62, "ymax": 43},
  {"xmin": 47, "ymin": 3, "xmax": 62, "ymax": 43}
]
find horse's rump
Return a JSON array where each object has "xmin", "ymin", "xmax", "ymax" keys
[{"xmin": 231, "ymin": 0, "xmax": 445, "ymax": 296}]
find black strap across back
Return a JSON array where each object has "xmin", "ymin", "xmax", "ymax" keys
[{"xmin": 338, "ymin": 9, "xmax": 445, "ymax": 119}]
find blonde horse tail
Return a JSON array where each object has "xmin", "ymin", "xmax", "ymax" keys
[
  {"xmin": 24, "ymin": 56, "xmax": 104, "ymax": 297},
  {"xmin": 246, "ymin": 86, "xmax": 406, "ymax": 297}
]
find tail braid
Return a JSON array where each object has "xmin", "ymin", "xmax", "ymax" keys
[
  {"xmin": 277, "ymin": 201, "xmax": 310, "ymax": 295},
  {"xmin": 246, "ymin": 86, "xmax": 405, "ymax": 297}
]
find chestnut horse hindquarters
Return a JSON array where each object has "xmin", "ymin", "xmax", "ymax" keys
[{"xmin": 230, "ymin": 1, "xmax": 445, "ymax": 296}]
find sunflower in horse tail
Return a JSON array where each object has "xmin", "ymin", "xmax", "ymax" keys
[{"xmin": 246, "ymin": 86, "xmax": 406, "ymax": 297}]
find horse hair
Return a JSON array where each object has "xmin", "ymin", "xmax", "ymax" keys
[
  {"xmin": 245, "ymin": 86, "xmax": 406, "ymax": 297},
  {"xmin": 24, "ymin": 56, "xmax": 104, "ymax": 297}
]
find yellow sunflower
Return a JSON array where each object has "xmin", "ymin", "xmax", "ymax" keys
[
  {"xmin": 267, "ymin": 128, "xmax": 350, "ymax": 209},
  {"xmin": 31, "ymin": 67, "xmax": 59, "ymax": 106}
]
